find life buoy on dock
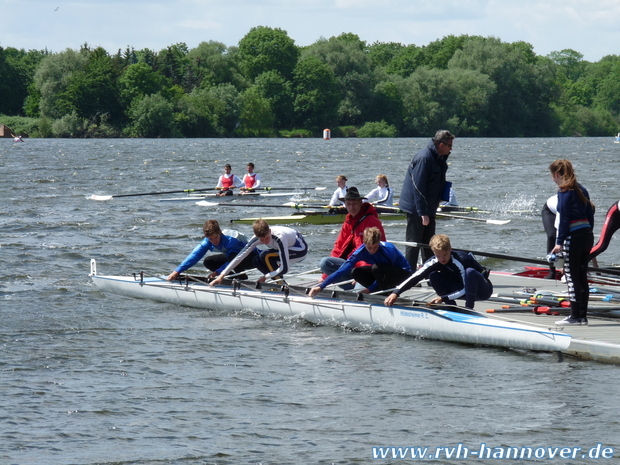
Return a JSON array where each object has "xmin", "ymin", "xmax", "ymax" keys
[{"xmin": 323, "ymin": 129, "xmax": 331, "ymax": 140}]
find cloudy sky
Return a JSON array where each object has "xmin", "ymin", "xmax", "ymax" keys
[{"xmin": 2, "ymin": 0, "xmax": 619, "ymax": 62}]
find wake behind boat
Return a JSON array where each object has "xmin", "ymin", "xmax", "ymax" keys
[{"xmin": 89, "ymin": 259, "xmax": 571, "ymax": 353}]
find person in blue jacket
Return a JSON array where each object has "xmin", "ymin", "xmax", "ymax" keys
[
  {"xmin": 399, "ymin": 130, "xmax": 454, "ymax": 269},
  {"xmin": 167, "ymin": 219, "xmax": 256, "ymax": 281},
  {"xmin": 384, "ymin": 234, "xmax": 492, "ymax": 309},
  {"xmin": 309, "ymin": 227, "xmax": 412, "ymax": 296},
  {"xmin": 549, "ymin": 159, "xmax": 595, "ymax": 326}
]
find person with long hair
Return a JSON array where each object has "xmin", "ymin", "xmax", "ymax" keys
[
  {"xmin": 549, "ymin": 159, "xmax": 595, "ymax": 326},
  {"xmin": 364, "ymin": 174, "xmax": 394, "ymax": 206}
]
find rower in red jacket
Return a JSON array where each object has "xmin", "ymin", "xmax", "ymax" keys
[{"xmin": 318, "ymin": 187, "xmax": 386, "ymax": 289}]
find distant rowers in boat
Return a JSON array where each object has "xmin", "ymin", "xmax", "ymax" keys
[
  {"xmin": 215, "ymin": 163, "xmax": 243, "ymax": 196},
  {"xmin": 363, "ymin": 174, "xmax": 394, "ymax": 206},
  {"xmin": 240, "ymin": 162, "xmax": 261, "ymax": 193},
  {"xmin": 327, "ymin": 175, "xmax": 348, "ymax": 207}
]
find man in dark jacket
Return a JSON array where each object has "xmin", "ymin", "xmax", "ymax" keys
[{"xmin": 400, "ymin": 130, "xmax": 454, "ymax": 268}]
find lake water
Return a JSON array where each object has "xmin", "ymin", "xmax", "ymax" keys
[{"xmin": 2, "ymin": 137, "xmax": 620, "ymax": 464}]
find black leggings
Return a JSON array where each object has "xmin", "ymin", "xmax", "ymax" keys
[
  {"xmin": 405, "ymin": 213, "xmax": 436, "ymax": 268},
  {"xmin": 564, "ymin": 228, "xmax": 594, "ymax": 319},
  {"xmin": 204, "ymin": 252, "xmax": 256, "ymax": 277},
  {"xmin": 541, "ymin": 203, "xmax": 557, "ymax": 255}
]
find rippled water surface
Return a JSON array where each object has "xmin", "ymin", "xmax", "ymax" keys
[{"xmin": 2, "ymin": 137, "xmax": 620, "ymax": 464}]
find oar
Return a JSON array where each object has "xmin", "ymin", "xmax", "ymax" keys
[
  {"xmin": 436, "ymin": 212, "xmax": 510, "ymax": 225},
  {"xmin": 258, "ymin": 186, "xmax": 326, "ymax": 191},
  {"xmin": 286, "ymin": 268, "xmax": 321, "ymax": 278},
  {"xmin": 90, "ymin": 187, "xmax": 218, "ymax": 201},
  {"xmin": 373, "ymin": 206, "xmax": 509, "ymax": 225},
  {"xmin": 389, "ymin": 240, "xmax": 620, "ymax": 277},
  {"xmin": 196, "ymin": 201, "xmax": 339, "ymax": 210},
  {"xmin": 390, "ymin": 240, "xmax": 553, "ymax": 266}
]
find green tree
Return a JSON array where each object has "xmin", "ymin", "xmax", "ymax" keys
[
  {"xmin": 384, "ymin": 45, "xmax": 424, "ymax": 77},
  {"xmin": 554, "ymin": 104, "xmax": 617, "ymax": 136},
  {"xmin": 0, "ymin": 47, "xmax": 25, "ymax": 115},
  {"xmin": 58, "ymin": 47, "xmax": 122, "ymax": 124},
  {"xmin": 254, "ymin": 70, "xmax": 294, "ymax": 129},
  {"xmin": 237, "ymin": 86, "xmax": 274, "ymax": 136},
  {"xmin": 303, "ymin": 33, "xmax": 375, "ymax": 125},
  {"xmin": 126, "ymin": 93, "xmax": 181, "ymax": 137},
  {"xmin": 203, "ymin": 83, "xmax": 241, "ymax": 136},
  {"xmin": 177, "ymin": 88, "xmax": 217, "ymax": 137},
  {"xmin": 419, "ymin": 35, "xmax": 469, "ymax": 69},
  {"xmin": 371, "ymin": 80, "xmax": 404, "ymax": 129},
  {"xmin": 187, "ymin": 41, "xmax": 241, "ymax": 88},
  {"xmin": 367, "ymin": 41, "xmax": 405, "ymax": 69},
  {"xmin": 449, "ymin": 37, "xmax": 557, "ymax": 136},
  {"xmin": 292, "ymin": 56, "xmax": 340, "ymax": 130},
  {"xmin": 156, "ymin": 43, "xmax": 190, "ymax": 89},
  {"xmin": 118, "ymin": 62, "xmax": 170, "ymax": 109},
  {"xmin": 357, "ymin": 120, "xmax": 397, "ymax": 137},
  {"xmin": 237, "ymin": 26, "xmax": 299, "ymax": 81},
  {"xmin": 33, "ymin": 48, "xmax": 88, "ymax": 118},
  {"xmin": 591, "ymin": 58, "xmax": 620, "ymax": 115},
  {"xmin": 398, "ymin": 67, "xmax": 496, "ymax": 136},
  {"xmin": 0, "ymin": 47, "xmax": 46, "ymax": 116},
  {"xmin": 548, "ymin": 49, "xmax": 586, "ymax": 82}
]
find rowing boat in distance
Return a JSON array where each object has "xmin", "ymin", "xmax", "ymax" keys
[
  {"xmin": 229, "ymin": 204, "xmax": 488, "ymax": 225},
  {"xmin": 89, "ymin": 259, "xmax": 571, "ymax": 353},
  {"xmin": 160, "ymin": 191, "xmax": 299, "ymax": 202},
  {"xmin": 230, "ymin": 211, "xmax": 407, "ymax": 225}
]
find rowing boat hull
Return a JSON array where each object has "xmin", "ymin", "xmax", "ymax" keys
[
  {"xmin": 160, "ymin": 192, "xmax": 298, "ymax": 202},
  {"xmin": 89, "ymin": 260, "xmax": 570, "ymax": 352},
  {"xmin": 230, "ymin": 212, "xmax": 406, "ymax": 225}
]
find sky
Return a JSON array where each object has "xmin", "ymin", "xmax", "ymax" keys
[{"xmin": 2, "ymin": 0, "xmax": 620, "ymax": 62}]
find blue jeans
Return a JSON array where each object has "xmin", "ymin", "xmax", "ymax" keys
[{"xmin": 319, "ymin": 256, "xmax": 354, "ymax": 290}]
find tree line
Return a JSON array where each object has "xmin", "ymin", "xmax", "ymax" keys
[{"xmin": 1, "ymin": 27, "xmax": 619, "ymax": 138}]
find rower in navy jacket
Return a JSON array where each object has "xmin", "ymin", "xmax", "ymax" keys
[
  {"xmin": 384, "ymin": 234, "xmax": 492, "ymax": 309},
  {"xmin": 399, "ymin": 130, "xmax": 454, "ymax": 268},
  {"xmin": 309, "ymin": 227, "xmax": 411, "ymax": 296}
]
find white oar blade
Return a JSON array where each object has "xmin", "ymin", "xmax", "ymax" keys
[
  {"xmin": 90, "ymin": 194, "xmax": 113, "ymax": 201},
  {"xmin": 196, "ymin": 200, "xmax": 220, "ymax": 207},
  {"xmin": 488, "ymin": 219, "xmax": 511, "ymax": 225},
  {"xmin": 282, "ymin": 202, "xmax": 296, "ymax": 206},
  {"xmin": 314, "ymin": 187, "xmax": 327, "ymax": 191}
]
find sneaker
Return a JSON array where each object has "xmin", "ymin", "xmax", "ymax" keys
[
  {"xmin": 580, "ymin": 318, "xmax": 588, "ymax": 326},
  {"xmin": 555, "ymin": 316, "xmax": 581, "ymax": 325}
]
